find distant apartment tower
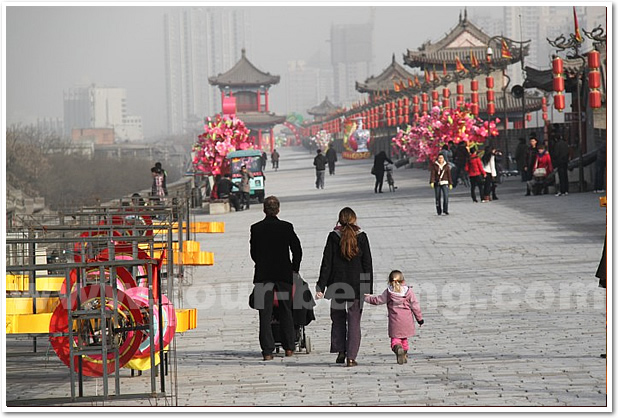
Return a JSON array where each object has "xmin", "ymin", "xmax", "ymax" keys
[
  {"xmin": 164, "ymin": 7, "xmax": 249, "ymax": 135},
  {"xmin": 502, "ymin": 6, "xmax": 604, "ymax": 85},
  {"xmin": 63, "ymin": 85, "xmax": 143, "ymax": 141},
  {"xmin": 330, "ymin": 11, "xmax": 374, "ymax": 108},
  {"xmin": 285, "ymin": 60, "xmax": 335, "ymax": 118}
]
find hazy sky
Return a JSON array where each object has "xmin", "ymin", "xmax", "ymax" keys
[{"xmin": 2, "ymin": 4, "xmax": 541, "ymax": 137}]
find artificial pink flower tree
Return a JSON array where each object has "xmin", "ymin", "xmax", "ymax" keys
[{"xmin": 192, "ymin": 114, "xmax": 252, "ymax": 175}]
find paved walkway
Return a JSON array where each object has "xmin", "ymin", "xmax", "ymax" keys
[{"xmin": 5, "ymin": 146, "xmax": 608, "ymax": 410}]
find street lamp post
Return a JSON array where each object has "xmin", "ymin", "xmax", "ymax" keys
[
  {"xmin": 548, "ymin": 24, "xmax": 606, "ymax": 192},
  {"xmin": 485, "ymin": 36, "xmax": 530, "ymax": 170}
]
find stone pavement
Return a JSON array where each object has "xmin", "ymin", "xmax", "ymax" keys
[{"xmin": 5, "ymin": 146, "xmax": 608, "ymax": 410}]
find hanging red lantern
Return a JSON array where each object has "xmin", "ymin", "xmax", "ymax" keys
[
  {"xmin": 486, "ymin": 90, "xmax": 495, "ymax": 102},
  {"xmin": 553, "ymin": 77, "xmax": 565, "ymax": 92},
  {"xmin": 588, "ymin": 50, "xmax": 601, "ymax": 69},
  {"xmin": 552, "ymin": 56, "xmax": 564, "ymax": 74},
  {"xmin": 541, "ymin": 96, "xmax": 548, "ymax": 121},
  {"xmin": 589, "ymin": 90, "xmax": 602, "ymax": 108},
  {"xmin": 487, "ymin": 102, "xmax": 495, "ymax": 115},
  {"xmin": 485, "ymin": 76, "xmax": 494, "ymax": 89},
  {"xmin": 421, "ymin": 93, "xmax": 429, "ymax": 114},
  {"xmin": 554, "ymin": 93, "xmax": 565, "ymax": 111},
  {"xmin": 456, "ymin": 84, "xmax": 464, "ymax": 95},
  {"xmin": 588, "ymin": 70, "xmax": 601, "ymax": 89},
  {"xmin": 471, "ymin": 92, "xmax": 479, "ymax": 104},
  {"xmin": 470, "ymin": 79, "xmax": 479, "ymax": 92}
]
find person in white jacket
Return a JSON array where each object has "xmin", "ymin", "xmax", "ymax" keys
[{"xmin": 481, "ymin": 145, "xmax": 500, "ymax": 202}]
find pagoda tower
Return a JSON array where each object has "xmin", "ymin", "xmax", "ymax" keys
[{"xmin": 209, "ymin": 49, "xmax": 286, "ymax": 151}]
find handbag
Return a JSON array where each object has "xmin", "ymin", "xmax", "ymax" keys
[
  {"xmin": 371, "ymin": 166, "xmax": 376, "ymax": 175},
  {"xmin": 533, "ymin": 167, "xmax": 547, "ymax": 177}
]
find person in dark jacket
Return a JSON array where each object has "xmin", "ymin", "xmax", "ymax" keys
[
  {"xmin": 313, "ymin": 149, "xmax": 327, "ymax": 189},
  {"xmin": 552, "ymin": 135, "xmax": 570, "ymax": 196},
  {"xmin": 372, "ymin": 151, "xmax": 393, "ymax": 193},
  {"xmin": 216, "ymin": 174, "xmax": 241, "ymax": 211},
  {"xmin": 524, "ymin": 136, "xmax": 538, "ymax": 196},
  {"xmin": 325, "ymin": 145, "xmax": 338, "ymax": 175},
  {"xmin": 452, "ymin": 141, "xmax": 470, "ymax": 188},
  {"xmin": 316, "ymin": 207, "xmax": 373, "ymax": 367},
  {"xmin": 250, "ymin": 196, "xmax": 303, "ymax": 360}
]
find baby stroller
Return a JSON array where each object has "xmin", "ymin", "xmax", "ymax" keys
[{"xmin": 272, "ymin": 275, "xmax": 315, "ymax": 354}]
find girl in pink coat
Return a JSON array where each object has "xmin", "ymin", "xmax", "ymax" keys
[{"xmin": 364, "ymin": 270, "xmax": 423, "ymax": 364}]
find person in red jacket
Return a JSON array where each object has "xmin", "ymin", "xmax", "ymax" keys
[
  {"xmin": 528, "ymin": 143, "xmax": 554, "ymax": 195},
  {"xmin": 465, "ymin": 146, "xmax": 486, "ymax": 202}
]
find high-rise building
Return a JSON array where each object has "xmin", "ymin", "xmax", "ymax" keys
[
  {"xmin": 63, "ymin": 85, "xmax": 143, "ymax": 141},
  {"xmin": 503, "ymin": 6, "xmax": 606, "ymax": 85},
  {"xmin": 163, "ymin": 7, "xmax": 249, "ymax": 135},
  {"xmin": 330, "ymin": 11, "xmax": 374, "ymax": 108}
]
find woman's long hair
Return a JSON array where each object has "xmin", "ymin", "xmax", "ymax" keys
[
  {"xmin": 338, "ymin": 207, "xmax": 359, "ymax": 261},
  {"xmin": 482, "ymin": 146, "xmax": 493, "ymax": 165}
]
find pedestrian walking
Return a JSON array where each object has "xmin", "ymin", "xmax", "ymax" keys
[
  {"xmin": 465, "ymin": 146, "xmax": 486, "ymax": 202},
  {"xmin": 313, "ymin": 149, "xmax": 327, "ymax": 189},
  {"xmin": 452, "ymin": 141, "xmax": 470, "ymax": 188},
  {"xmin": 250, "ymin": 196, "xmax": 303, "ymax": 360},
  {"xmin": 261, "ymin": 151, "xmax": 268, "ymax": 171},
  {"xmin": 524, "ymin": 135, "xmax": 538, "ymax": 196},
  {"xmin": 151, "ymin": 166, "xmax": 166, "ymax": 205},
  {"xmin": 429, "ymin": 153, "xmax": 453, "ymax": 215},
  {"xmin": 271, "ymin": 149, "xmax": 280, "ymax": 170},
  {"xmin": 481, "ymin": 145, "xmax": 500, "ymax": 202},
  {"xmin": 553, "ymin": 135, "xmax": 570, "ymax": 196},
  {"xmin": 364, "ymin": 270, "xmax": 423, "ymax": 365},
  {"xmin": 316, "ymin": 207, "xmax": 373, "ymax": 367},
  {"xmin": 325, "ymin": 144, "xmax": 338, "ymax": 175},
  {"xmin": 239, "ymin": 164, "xmax": 253, "ymax": 209},
  {"xmin": 154, "ymin": 162, "xmax": 168, "ymax": 197},
  {"xmin": 372, "ymin": 150, "xmax": 393, "ymax": 193}
]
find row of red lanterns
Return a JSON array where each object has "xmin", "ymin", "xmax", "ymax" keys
[{"xmin": 552, "ymin": 51, "xmax": 603, "ymax": 111}]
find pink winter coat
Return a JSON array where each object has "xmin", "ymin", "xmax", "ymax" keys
[{"xmin": 364, "ymin": 286, "xmax": 423, "ymax": 338}]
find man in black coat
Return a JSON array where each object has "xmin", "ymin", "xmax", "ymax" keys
[
  {"xmin": 325, "ymin": 145, "xmax": 338, "ymax": 175},
  {"xmin": 372, "ymin": 150, "xmax": 393, "ymax": 193},
  {"xmin": 552, "ymin": 135, "xmax": 570, "ymax": 196},
  {"xmin": 250, "ymin": 196, "xmax": 303, "ymax": 360},
  {"xmin": 216, "ymin": 174, "xmax": 241, "ymax": 211},
  {"xmin": 313, "ymin": 149, "xmax": 327, "ymax": 189}
]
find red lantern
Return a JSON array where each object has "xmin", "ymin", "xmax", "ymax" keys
[
  {"xmin": 413, "ymin": 95, "xmax": 419, "ymax": 104},
  {"xmin": 487, "ymin": 102, "xmax": 495, "ymax": 115},
  {"xmin": 486, "ymin": 90, "xmax": 495, "ymax": 102},
  {"xmin": 471, "ymin": 92, "xmax": 479, "ymax": 104},
  {"xmin": 456, "ymin": 84, "xmax": 464, "ymax": 94},
  {"xmin": 442, "ymin": 88, "xmax": 450, "ymax": 98},
  {"xmin": 553, "ymin": 77, "xmax": 565, "ymax": 92},
  {"xmin": 589, "ymin": 71, "xmax": 601, "ymax": 89},
  {"xmin": 442, "ymin": 99, "xmax": 449, "ymax": 109},
  {"xmin": 432, "ymin": 90, "xmax": 439, "ymax": 101},
  {"xmin": 552, "ymin": 56, "xmax": 564, "ymax": 74},
  {"xmin": 554, "ymin": 93, "xmax": 565, "ymax": 111},
  {"xmin": 589, "ymin": 90, "xmax": 602, "ymax": 108},
  {"xmin": 486, "ymin": 76, "xmax": 494, "ymax": 89},
  {"xmin": 471, "ymin": 79, "xmax": 479, "ymax": 92},
  {"xmin": 588, "ymin": 50, "xmax": 601, "ymax": 69},
  {"xmin": 471, "ymin": 103, "xmax": 479, "ymax": 115}
]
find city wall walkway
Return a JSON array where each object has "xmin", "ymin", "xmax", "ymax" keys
[{"xmin": 6, "ymin": 146, "xmax": 608, "ymax": 409}]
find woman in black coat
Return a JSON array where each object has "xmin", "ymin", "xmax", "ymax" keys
[
  {"xmin": 372, "ymin": 151, "xmax": 393, "ymax": 193},
  {"xmin": 316, "ymin": 207, "xmax": 373, "ymax": 367}
]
